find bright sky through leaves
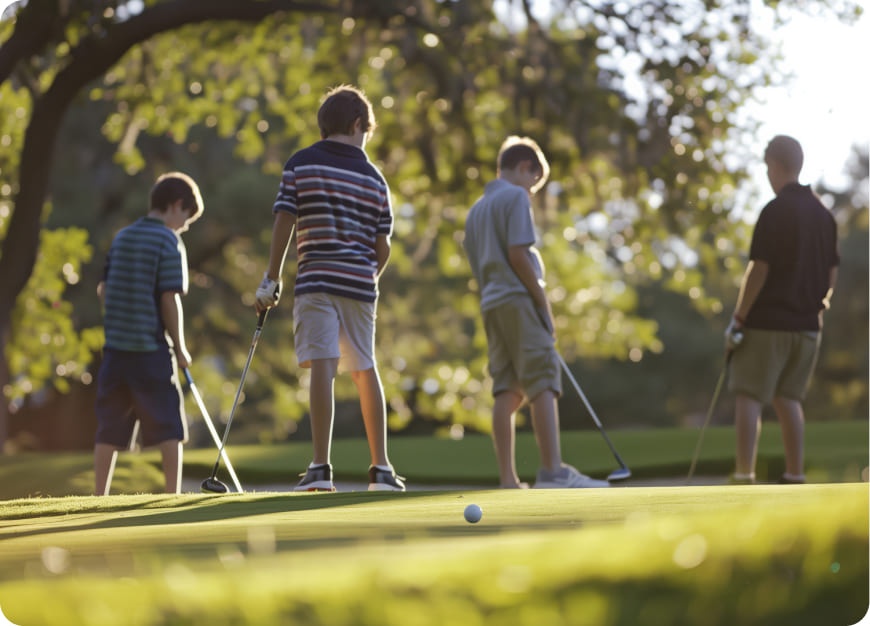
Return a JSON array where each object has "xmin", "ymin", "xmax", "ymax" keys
[{"xmin": 744, "ymin": 8, "xmax": 869, "ymax": 192}]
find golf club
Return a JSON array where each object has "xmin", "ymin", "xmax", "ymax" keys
[
  {"xmin": 557, "ymin": 353, "xmax": 632, "ymax": 481},
  {"xmin": 686, "ymin": 339, "xmax": 741, "ymax": 484},
  {"xmin": 183, "ymin": 368, "xmax": 243, "ymax": 493},
  {"xmin": 102, "ymin": 419, "xmax": 139, "ymax": 495},
  {"xmin": 201, "ymin": 309, "xmax": 269, "ymax": 493}
]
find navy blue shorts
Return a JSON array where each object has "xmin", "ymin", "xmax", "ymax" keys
[{"xmin": 95, "ymin": 348, "xmax": 188, "ymax": 448}]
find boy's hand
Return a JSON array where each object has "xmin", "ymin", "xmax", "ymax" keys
[
  {"xmin": 256, "ymin": 273, "xmax": 281, "ymax": 310},
  {"xmin": 174, "ymin": 345, "xmax": 192, "ymax": 369},
  {"xmin": 535, "ymin": 301, "xmax": 555, "ymax": 337},
  {"xmin": 724, "ymin": 318, "xmax": 744, "ymax": 353}
]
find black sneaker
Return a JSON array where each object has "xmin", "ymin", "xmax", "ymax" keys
[
  {"xmin": 294, "ymin": 463, "xmax": 336, "ymax": 492},
  {"xmin": 368, "ymin": 466, "xmax": 406, "ymax": 492}
]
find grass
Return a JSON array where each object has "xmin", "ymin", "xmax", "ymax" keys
[
  {"xmin": 0, "ymin": 420, "xmax": 866, "ymax": 498},
  {"xmin": 0, "ymin": 421, "xmax": 866, "ymax": 625},
  {"xmin": 0, "ymin": 486, "xmax": 866, "ymax": 625}
]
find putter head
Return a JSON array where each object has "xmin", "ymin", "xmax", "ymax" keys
[
  {"xmin": 607, "ymin": 467, "xmax": 632, "ymax": 482},
  {"xmin": 201, "ymin": 477, "xmax": 230, "ymax": 494}
]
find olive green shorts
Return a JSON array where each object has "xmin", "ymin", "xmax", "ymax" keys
[
  {"xmin": 728, "ymin": 328, "xmax": 821, "ymax": 403},
  {"xmin": 482, "ymin": 297, "xmax": 562, "ymax": 401}
]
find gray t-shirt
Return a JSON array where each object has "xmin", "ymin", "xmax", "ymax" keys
[{"xmin": 464, "ymin": 179, "xmax": 544, "ymax": 312}]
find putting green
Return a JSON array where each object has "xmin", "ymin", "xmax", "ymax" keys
[{"xmin": 0, "ymin": 483, "xmax": 866, "ymax": 625}]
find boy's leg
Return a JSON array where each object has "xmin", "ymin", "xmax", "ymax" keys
[
  {"xmin": 734, "ymin": 394, "xmax": 762, "ymax": 478},
  {"xmin": 770, "ymin": 332, "xmax": 817, "ymax": 481},
  {"xmin": 94, "ymin": 443, "xmax": 120, "ymax": 495},
  {"xmin": 529, "ymin": 389, "xmax": 563, "ymax": 473},
  {"xmin": 158, "ymin": 439, "xmax": 183, "ymax": 494},
  {"xmin": 772, "ymin": 396, "xmax": 804, "ymax": 478},
  {"xmin": 351, "ymin": 366, "xmax": 389, "ymax": 467},
  {"xmin": 309, "ymin": 357, "xmax": 339, "ymax": 465},
  {"xmin": 492, "ymin": 391, "xmax": 525, "ymax": 488}
]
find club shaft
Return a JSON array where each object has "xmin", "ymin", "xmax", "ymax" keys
[
  {"xmin": 557, "ymin": 353, "xmax": 629, "ymax": 470},
  {"xmin": 184, "ymin": 371, "xmax": 243, "ymax": 492},
  {"xmin": 686, "ymin": 353, "xmax": 732, "ymax": 483},
  {"xmin": 209, "ymin": 309, "xmax": 268, "ymax": 478}
]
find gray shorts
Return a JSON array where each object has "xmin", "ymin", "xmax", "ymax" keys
[
  {"xmin": 728, "ymin": 328, "xmax": 821, "ymax": 403},
  {"xmin": 293, "ymin": 292, "xmax": 377, "ymax": 372},
  {"xmin": 483, "ymin": 297, "xmax": 561, "ymax": 401}
]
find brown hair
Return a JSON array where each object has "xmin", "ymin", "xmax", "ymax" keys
[
  {"xmin": 150, "ymin": 172, "xmax": 203, "ymax": 220},
  {"xmin": 497, "ymin": 135, "xmax": 550, "ymax": 193},
  {"xmin": 317, "ymin": 85, "xmax": 376, "ymax": 139}
]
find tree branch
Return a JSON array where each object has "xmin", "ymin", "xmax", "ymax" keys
[{"xmin": 0, "ymin": 0, "xmax": 340, "ymax": 329}]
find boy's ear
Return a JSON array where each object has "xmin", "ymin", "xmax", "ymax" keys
[{"xmin": 517, "ymin": 159, "xmax": 534, "ymax": 174}]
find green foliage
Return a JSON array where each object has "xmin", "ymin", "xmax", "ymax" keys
[
  {"xmin": 2, "ymin": 0, "xmax": 866, "ymax": 442},
  {"xmin": 7, "ymin": 227, "xmax": 103, "ymax": 401}
]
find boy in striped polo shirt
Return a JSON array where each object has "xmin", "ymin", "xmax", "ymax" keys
[
  {"xmin": 256, "ymin": 85, "xmax": 404, "ymax": 492},
  {"xmin": 94, "ymin": 172, "xmax": 204, "ymax": 495}
]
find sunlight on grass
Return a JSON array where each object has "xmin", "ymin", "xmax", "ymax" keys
[{"xmin": 0, "ymin": 485, "xmax": 866, "ymax": 625}]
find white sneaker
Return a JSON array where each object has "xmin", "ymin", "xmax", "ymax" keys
[{"xmin": 534, "ymin": 464, "xmax": 610, "ymax": 489}]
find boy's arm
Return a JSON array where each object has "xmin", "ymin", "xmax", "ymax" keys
[
  {"xmin": 160, "ymin": 291, "xmax": 191, "ymax": 369},
  {"xmin": 266, "ymin": 211, "xmax": 297, "ymax": 280},
  {"xmin": 732, "ymin": 259, "xmax": 769, "ymax": 323},
  {"xmin": 375, "ymin": 234, "xmax": 390, "ymax": 278},
  {"xmin": 508, "ymin": 244, "xmax": 554, "ymax": 335},
  {"xmin": 256, "ymin": 212, "xmax": 296, "ymax": 311}
]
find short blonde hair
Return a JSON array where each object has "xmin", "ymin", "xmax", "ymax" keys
[{"xmin": 497, "ymin": 136, "xmax": 550, "ymax": 193}]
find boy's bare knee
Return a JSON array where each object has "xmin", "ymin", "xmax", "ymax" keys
[{"xmin": 350, "ymin": 367, "xmax": 376, "ymax": 382}]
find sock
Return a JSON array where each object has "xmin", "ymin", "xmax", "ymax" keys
[{"xmin": 373, "ymin": 464, "xmax": 392, "ymax": 472}]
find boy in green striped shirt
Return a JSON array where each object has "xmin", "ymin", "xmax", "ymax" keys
[{"xmin": 94, "ymin": 172, "xmax": 203, "ymax": 495}]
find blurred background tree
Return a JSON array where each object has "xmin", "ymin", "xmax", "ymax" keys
[{"xmin": 0, "ymin": 0, "xmax": 865, "ymax": 452}]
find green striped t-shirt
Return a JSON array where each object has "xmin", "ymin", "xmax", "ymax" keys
[{"xmin": 102, "ymin": 216, "xmax": 187, "ymax": 351}]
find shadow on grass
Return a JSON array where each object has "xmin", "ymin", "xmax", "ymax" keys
[{"xmin": 2, "ymin": 491, "xmax": 442, "ymax": 539}]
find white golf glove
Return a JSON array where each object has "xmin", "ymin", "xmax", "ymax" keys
[
  {"xmin": 724, "ymin": 318, "xmax": 744, "ymax": 353},
  {"xmin": 255, "ymin": 273, "xmax": 281, "ymax": 309}
]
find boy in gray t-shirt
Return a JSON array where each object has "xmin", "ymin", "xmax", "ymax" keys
[{"xmin": 464, "ymin": 136, "xmax": 608, "ymax": 489}]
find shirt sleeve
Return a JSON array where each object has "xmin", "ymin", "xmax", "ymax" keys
[
  {"xmin": 273, "ymin": 167, "xmax": 298, "ymax": 216},
  {"xmin": 505, "ymin": 188, "xmax": 536, "ymax": 248},
  {"xmin": 748, "ymin": 203, "xmax": 775, "ymax": 263},
  {"xmin": 156, "ymin": 236, "xmax": 187, "ymax": 295},
  {"xmin": 376, "ymin": 181, "xmax": 393, "ymax": 237}
]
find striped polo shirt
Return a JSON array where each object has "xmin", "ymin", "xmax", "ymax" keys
[
  {"xmin": 273, "ymin": 140, "xmax": 392, "ymax": 303},
  {"xmin": 102, "ymin": 216, "xmax": 187, "ymax": 351}
]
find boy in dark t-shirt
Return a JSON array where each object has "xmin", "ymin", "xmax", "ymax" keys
[{"xmin": 725, "ymin": 135, "xmax": 839, "ymax": 484}]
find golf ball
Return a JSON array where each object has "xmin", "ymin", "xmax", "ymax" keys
[{"xmin": 464, "ymin": 503, "xmax": 482, "ymax": 524}]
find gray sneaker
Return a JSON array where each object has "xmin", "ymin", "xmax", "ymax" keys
[
  {"xmin": 534, "ymin": 464, "xmax": 610, "ymax": 489},
  {"xmin": 294, "ymin": 463, "xmax": 336, "ymax": 492},
  {"xmin": 368, "ymin": 466, "xmax": 406, "ymax": 492}
]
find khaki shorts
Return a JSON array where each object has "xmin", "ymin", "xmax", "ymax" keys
[
  {"xmin": 293, "ymin": 292, "xmax": 376, "ymax": 372},
  {"xmin": 483, "ymin": 297, "xmax": 561, "ymax": 401},
  {"xmin": 728, "ymin": 328, "xmax": 821, "ymax": 403}
]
